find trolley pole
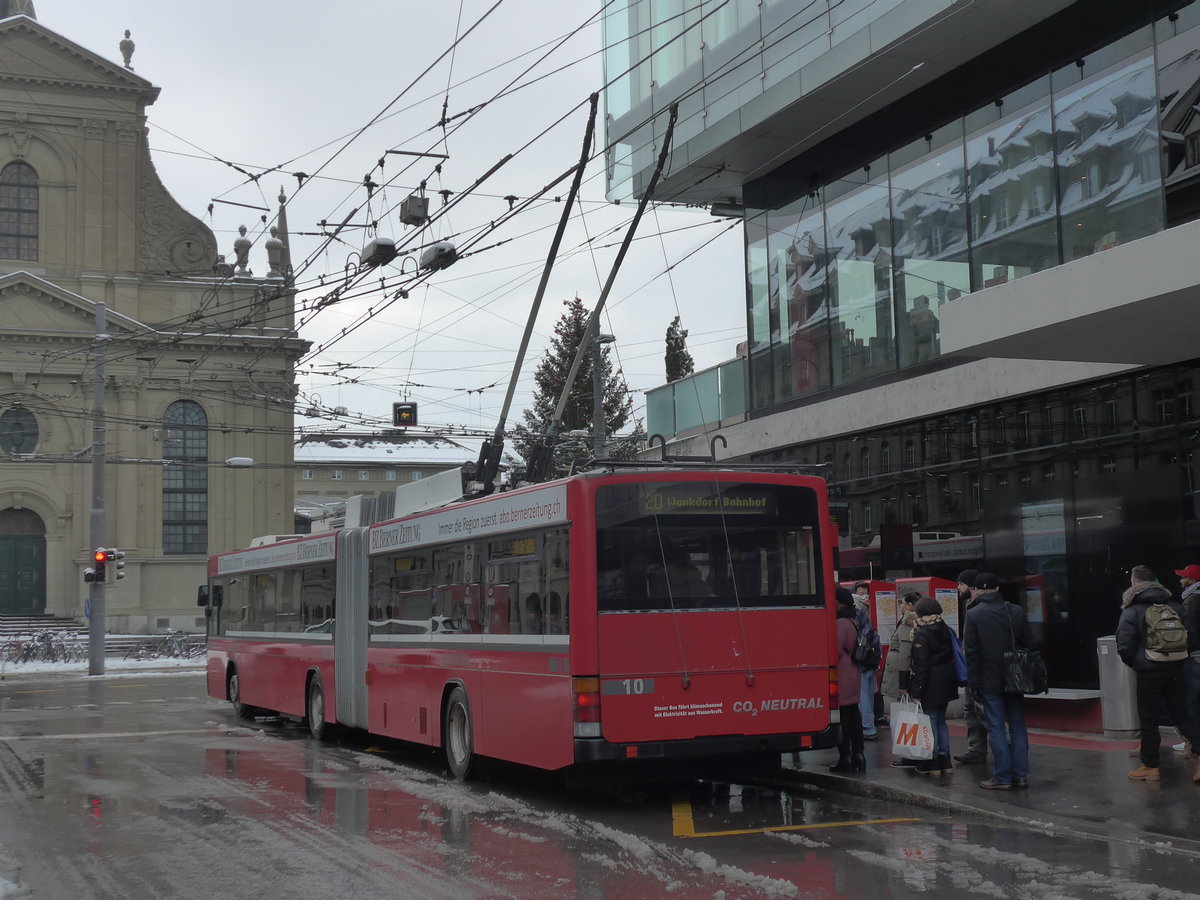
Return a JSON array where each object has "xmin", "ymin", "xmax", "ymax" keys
[{"xmin": 87, "ymin": 304, "xmax": 107, "ymax": 676}]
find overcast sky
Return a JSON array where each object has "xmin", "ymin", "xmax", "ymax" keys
[{"xmin": 45, "ymin": 1, "xmax": 746, "ymax": 445}]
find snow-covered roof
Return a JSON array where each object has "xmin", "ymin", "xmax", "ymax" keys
[{"xmin": 294, "ymin": 433, "xmax": 475, "ymax": 466}]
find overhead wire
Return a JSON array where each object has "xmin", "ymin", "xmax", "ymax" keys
[{"xmin": 32, "ymin": 1, "xmax": 801, "ymax": 441}]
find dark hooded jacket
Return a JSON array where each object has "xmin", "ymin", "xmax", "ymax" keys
[
  {"xmin": 1116, "ymin": 582, "xmax": 1187, "ymax": 672},
  {"xmin": 908, "ymin": 615, "xmax": 958, "ymax": 708},
  {"xmin": 963, "ymin": 590, "xmax": 1032, "ymax": 695}
]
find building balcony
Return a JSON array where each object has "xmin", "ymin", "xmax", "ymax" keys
[
  {"xmin": 645, "ymin": 358, "xmax": 746, "ymax": 440},
  {"xmin": 939, "ymin": 217, "xmax": 1200, "ymax": 367}
]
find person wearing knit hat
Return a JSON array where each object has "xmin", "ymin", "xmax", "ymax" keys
[
  {"xmin": 965, "ymin": 572, "xmax": 1033, "ymax": 789},
  {"xmin": 953, "ymin": 568, "xmax": 988, "ymax": 765}
]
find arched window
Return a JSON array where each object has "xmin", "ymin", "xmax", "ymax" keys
[
  {"xmin": 162, "ymin": 400, "xmax": 207, "ymax": 554},
  {"xmin": 0, "ymin": 161, "xmax": 37, "ymax": 260},
  {"xmin": 0, "ymin": 406, "xmax": 37, "ymax": 454}
]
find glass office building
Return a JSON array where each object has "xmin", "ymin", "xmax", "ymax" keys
[{"xmin": 606, "ymin": 1, "xmax": 1200, "ymax": 687}]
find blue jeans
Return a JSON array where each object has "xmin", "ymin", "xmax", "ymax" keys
[
  {"xmin": 981, "ymin": 692, "xmax": 1029, "ymax": 784},
  {"xmin": 859, "ymin": 668, "xmax": 878, "ymax": 735},
  {"xmin": 926, "ymin": 703, "xmax": 950, "ymax": 758},
  {"xmin": 1187, "ymin": 658, "xmax": 1200, "ymax": 733}
]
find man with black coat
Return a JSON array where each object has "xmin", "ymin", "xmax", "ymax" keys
[
  {"xmin": 953, "ymin": 569, "xmax": 988, "ymax": 765},
  {"xmin": 1116, "ymin": 565, "xmax": 1200, "ymax": 783},
  {"xmin": 963, "ymin": 572, "xmax": 1031, "ymax": 790}
]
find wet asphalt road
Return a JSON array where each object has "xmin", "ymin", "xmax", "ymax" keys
[{"xmin": 1, "ymin": 671, "xmax": 1197, "ymax": 899}]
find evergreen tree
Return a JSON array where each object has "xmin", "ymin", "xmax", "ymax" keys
[
  {"xmin": 665, "ymin": 315, "xmax": 694, "ymax": 382},
  {"xmin": 512, "ymin": 297, "xmax": 635, "ymax": 471}
]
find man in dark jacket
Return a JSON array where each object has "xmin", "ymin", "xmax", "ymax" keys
[
  {"xmin": 953, "ymin": 569, "xmax": 988, "ymax": 765},
  {"xmin": 1116, "ymin": 566, "xmax": 1200, "ymax": 783},
  {"xmin": 963, "ymin": 572, "xmax": 1030, "ymax": 790}
]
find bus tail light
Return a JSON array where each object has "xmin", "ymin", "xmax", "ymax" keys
[
  {"xmin": 828, "ymin": 667, "xmax": 840, "ymax": 707},
  {"xmin": 573, "ymin": 677, "xmax": 601, "ymax": 738}
]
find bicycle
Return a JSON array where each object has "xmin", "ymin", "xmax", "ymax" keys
[{"xmin": 154, "ymin": 629, "xmax": 189, "ymax": 659}]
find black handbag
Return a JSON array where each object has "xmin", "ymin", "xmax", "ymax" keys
[
  {"xmin": 1001, "ymin": 609, "xmax": 1047, "ymax": 694},
  {"xmin": 852, "ymin": 622, "xmax": 881, "ymax": 670}
]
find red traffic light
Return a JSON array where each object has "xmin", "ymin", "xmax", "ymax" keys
[{"xmin": 94, "ymin": 549, "xmax": 107, "ymax": 564}]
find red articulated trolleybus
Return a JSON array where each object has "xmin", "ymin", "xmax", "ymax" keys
[{"xmin": 199, "ymin": 467, "xmax": 841, "ymax": 778}]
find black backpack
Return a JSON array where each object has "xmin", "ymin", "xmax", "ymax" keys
[{"xmin": 852, "ymin": 620, "xmax": 881, "ymax": 670}]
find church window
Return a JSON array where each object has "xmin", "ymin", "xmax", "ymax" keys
[
  {"xmin": 0, "ymin": 406, "xmax": 37, "ymax": 454},
  {"xmin": 0, "ymin": 161, "xmax": 37, "ymax": 260},
  {"xmin": 162, "ymin": 400, "xmax": 208, "ymax": 554}
]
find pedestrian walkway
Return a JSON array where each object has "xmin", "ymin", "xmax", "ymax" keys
[{"xmin": 780, "ymin": 722, "xmax": 1200, "ymax": 853}]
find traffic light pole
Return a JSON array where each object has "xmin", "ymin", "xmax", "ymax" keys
[{"xmin": 87, "ymin": 304, "xmax": 107, "ymax": 676}]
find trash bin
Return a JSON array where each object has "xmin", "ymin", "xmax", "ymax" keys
[{"xmin": 1096, "ymin": 635, "xmax": 1138, "ymax": 738}]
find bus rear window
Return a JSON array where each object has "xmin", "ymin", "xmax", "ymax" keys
[{"xmin": 595, "ymin": 481, "xmax": 823, "ymax": 612}]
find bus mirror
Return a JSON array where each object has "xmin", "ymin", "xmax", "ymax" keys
[{"xmin": 197, "ymin": 586, "xmax": 209, "ymax": 607}]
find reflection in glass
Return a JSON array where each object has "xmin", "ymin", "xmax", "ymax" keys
[
  {"xmin": 771, "ymin": 196, "xmax": 828, "ymax": 400},
  {"xmin": 823, "ymin": 161, "xmax": 895, "ymax": 386},
  {"xmin": 967, "ymin": 78, "xmax": 1059, "ymax": 290},
  {"xmin": 1054, "ymin": 49, "xmax": 1161, "ymax": 262},
  {"xmin": 747, "ymin": 211, "xmax": 773, "ymax": 409},
  {"xmin": 891, "ymin": 132, "xmax": 969, "ymax": 367}
]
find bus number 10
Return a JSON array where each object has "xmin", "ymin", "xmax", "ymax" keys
[{"xmin": 602, "ymin": 677, "xmax": 655, "ymax": 696}]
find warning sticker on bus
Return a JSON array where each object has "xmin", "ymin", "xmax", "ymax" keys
[{"xmin": 651, "ymin": 702, "xmax": 725, "ymax": 719}]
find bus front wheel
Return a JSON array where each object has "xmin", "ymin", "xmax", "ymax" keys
[
  {"xmin": 444, "ymin": 686, "xmax": 476, "ymax": 781},
  {"xmin": 228, "ymin": 667, "xmax": 261, "ymax": 720}
]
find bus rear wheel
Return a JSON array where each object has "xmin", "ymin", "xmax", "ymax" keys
[
  {"xmin": 228, "ymin": 667, "xmax": 261, "ymax": 720},
  {"xmin": 444, "ymin": 686, "xmax": 476, "ymax": 781},
  {"xmin": 307, "ymin": 674, "xmax": 333, "ymax": 741}
]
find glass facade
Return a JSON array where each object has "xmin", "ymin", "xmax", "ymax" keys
[
  {"xmin": 637, "ymin": 10, "xmax": 1200, "ymax": 689},
  {"xmin": 744, "ymin": 21, "xmax": 1192, "ymax": 411},
  {"xmin": 602, "ymin": 0, "xmax": 909, "ymax": 199}
]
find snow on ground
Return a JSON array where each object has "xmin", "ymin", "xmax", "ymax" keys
[{"xmin": 0, "ymin": 655, "xmax": 205, "ymax": 677}]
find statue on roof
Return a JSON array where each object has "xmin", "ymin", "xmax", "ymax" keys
[
  {"xmin": 0, "ymin": 1, "xmax": 37, "ymax": 19},
  {"xmin": 120, "ymin": 29, "xmax": 135, "ymax": 69}
]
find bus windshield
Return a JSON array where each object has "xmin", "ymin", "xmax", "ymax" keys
[{"xmin": 594, "ymin": 480, "xmax": 822, "ymax": 612}]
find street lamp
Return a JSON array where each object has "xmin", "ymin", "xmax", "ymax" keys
[{"xmin": 592, "ymin": 331, "xmax": 616, "ymax": 458}]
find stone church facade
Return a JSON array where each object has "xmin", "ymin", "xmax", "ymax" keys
[{"xmin": 0, "ymin": 12, "xmax": 307, "ymax": 630}]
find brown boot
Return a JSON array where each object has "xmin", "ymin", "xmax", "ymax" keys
[{"xmin": 1128, "ymin": 765, "xmax": 1160, "ymax": 782}]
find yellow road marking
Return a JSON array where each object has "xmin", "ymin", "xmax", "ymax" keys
[{"xmin": 671, "ymin": 797, "xmax": 919, "ymax": 838}]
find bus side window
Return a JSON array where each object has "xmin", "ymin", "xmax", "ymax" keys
[
  {"xmin": 545, "ymin": 591, "xmax": 565, "ymax": 635},
  {"xmin": 523, "ymin": 593, "xmax": 544, "ymax": 635},
  {"xmin": 485, "ymin": 584, "xmax": 509, "ymax": 634}
]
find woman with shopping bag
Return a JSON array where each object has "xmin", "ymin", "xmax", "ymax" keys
[
  {"xmin": 883, "ymin": 592, "xmax": 920, "ymax": 768},
  {"xmin": 909, "ymin": 596, "xmax": 959, "ymax": 775},
  {"xmin": 830, "ymin": 587, "xmax": 866, "ymax": 772}
]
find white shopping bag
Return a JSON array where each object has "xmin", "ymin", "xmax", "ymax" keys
[{"xmin": 890, "ymin": 700, "xmax": 934, "ymax": 760}]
